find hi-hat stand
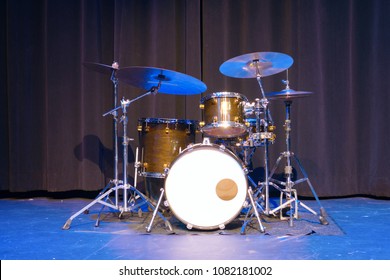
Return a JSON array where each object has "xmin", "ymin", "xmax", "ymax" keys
[
  {"xmin": 266, "ymin": 83, "xmax": 329, "ymax": 226},
  {"xmin": 63, "ymin": 86, "xmax": 172, "ymax": 232}
]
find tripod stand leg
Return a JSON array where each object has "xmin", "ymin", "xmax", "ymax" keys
[
  {"xmin": 62, "ymin": 187, "xmax": 117, "ymax": 230},
  {"xmin": 247, "ymin": 174, "xmax": 259, "ymax": 189},
  {"xmin": 292, "ymin": 155, "xmax": 329, "ymax": 225},
  {"xmin": 95, "ymin": 193, "xmax": 118, "ymax": 227},
  {"xmin": 129, "ymin": 187, "xmax": 172, "ymax": 233},
  {"xmin": 266, "ymin": 150, "xmax": 329, "ymax": 225},
  {"xmin": 146, "ymin": 188, "xmax": 172, "ymax": 232},
  {"xmin": 268, "ymin": 153, "xmax": 284, "ymax": 179},
  {"xmin": 95, "ymin": 204, "xmax": 105, "ymax": 227},
  {"xmin": 241, "ymin": 187, "xmax": 265, "ymax": 234},
  {"xmin": 280, "ymin": 189, "xmax": 297, "ymax": 227}
]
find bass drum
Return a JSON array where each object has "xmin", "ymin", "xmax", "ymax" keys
[{"xmin": 164, "ymin": 140, "xmax": 248, "ymax": 230}]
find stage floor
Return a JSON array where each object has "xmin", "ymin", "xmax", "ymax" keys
[{"xmin": 0, "ymin": 195, "xmax": 389, "ymax": 260}]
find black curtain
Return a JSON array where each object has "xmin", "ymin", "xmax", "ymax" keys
[{"xmin": 1, "ymin": 0, "xmax": 389, "ymax": 197}]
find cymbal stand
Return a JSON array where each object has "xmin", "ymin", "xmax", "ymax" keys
[
  {"xmin": 267, "ymin": 99, "xmax": 328, "ymax": 226},
  {"xmin": 94, "ymin": 62, "xmax": 121, "ymax": 222},
  {"xmin": 63, "ymin": 87, "xmax": 172, "ymax": 232},
  {"xmin": 111, "ymin": 63, "xmax": 120, "ymax": 206},
  {"xmin": 64, "ymin": 61, "xmax": 122, "ymax": 228},
  {"xmin": 241, "ymin": 61, "xmax": 277, "ymax": 233},
  {"xmin": 254, "ymin": 62, "xmax": 280, "ymax": 217}
]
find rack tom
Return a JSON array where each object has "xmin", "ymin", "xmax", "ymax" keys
[{"xmin": 200, "ymin": 92, "xmax": 248, "ymax": 138}]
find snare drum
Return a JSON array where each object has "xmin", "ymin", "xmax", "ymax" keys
[
  {"xmin": 138, "ymin": 118, "xmax": 198, "ymax": 178},
  {"xmin": 200, "ymin": 92, "xmax": 248, "ymax": 138},
  {"xmin": 164, "ymin": 140, "xmax": 248, "ymax": 230}
]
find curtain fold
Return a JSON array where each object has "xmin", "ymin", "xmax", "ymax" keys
[
  {"xmin": 0, "ymin": 0, "xmax": 9, "ymax": 190},
  {"xmin": 1, "ymin": 0, "xmax": 389, "ymax": 197}
]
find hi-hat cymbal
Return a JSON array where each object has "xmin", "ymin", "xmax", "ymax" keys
[
  {"xmin": 266, "ymin": 88, "xmax": 313, "ymax": 100},
  {"xmin": 117, "ymin": 66, "xmax": 207, "ymax": 95},
  {"xmin": 83, "ymin": 62, "xmax": 119, "ymax": 74},
  {"xmin": 219, "ymin": 52, "xmax": 293, "ymax": 78}
]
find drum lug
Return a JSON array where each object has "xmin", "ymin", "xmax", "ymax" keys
[
  {"xmin": 163, "ymin": 200, "xmax": 169, "ymax": 207},
  {"xmin": 219, "ymin": 224, "xmax": 226, "ymax": 230},
  {"xmin": 202, "ymin": 137, "xmax": 212, "ymax": 145},
  {"xmin": 243, "ymin": 200, "xmax": 249, "ymax": 208},
  {"xmin": 268, "ymin": 125, "xmax": 276, "ymax": 132},
  {"xmin": 186, "ymin": 224, "xmax": 193, "ymax": 230},
  {"xmin": 186, "ymin": 143, "xmax": 194, "ymax": 151},
  {"xmin": 134, "ymin": 161, "xmax": 141, "ymax": 168}
]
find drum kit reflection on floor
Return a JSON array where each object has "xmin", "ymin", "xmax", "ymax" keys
[{"xmin": 63, "ymin": 52, "xmax": 329, "ymax": 234}]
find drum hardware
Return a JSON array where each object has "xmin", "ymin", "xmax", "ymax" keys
[
  {"xmin": 63, "ymin": 61, "xmax": 122, "ymax": 229},
  {"xmin": 146, "ymin": 187, "xmax": 167, "ymax": 232},
  {"xmin": 119, "ymin": 66, "xmax": 206, "ymax": 230},
  {"xmin": 265, "ymin": 75, "xmax": 329, "ymax": 226},
  {"xmin": 225, "ymin": 61, "xmax": 276, "ymax": 215},
  {"xmin": 240, "ymin": 187, "xmax": 265, "ymax": 234},
  {"xmin": 63, "ymin": 81, "xmax": 173, "ymax": 232},
  {"xmin": 63, "ymin": 64, "xmax": 208, "ymax": 232},
  {"xmin": 82, "ymin": 62, "xmax": 122, "ymax": 206},
  {"xmin": 219, "ymin": 52, "xmax": 294, "ymax": 231}
]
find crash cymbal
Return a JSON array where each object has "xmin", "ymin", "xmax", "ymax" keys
[
  {"xmin": 265, "ymin": 88, "xmax": 313, "ymax": 100},
  {"xmin": 117, "ymin": 66, "xmax": 207, "ymax": 95},
  {"xmin": 83, "ymin": 62, "xmax": 119, "ymax": 74},
  {"xmin": 219, "ymin": 52, "xmax": 293, "ymax": 78}
]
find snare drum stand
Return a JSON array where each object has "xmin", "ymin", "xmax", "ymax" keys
[
  {"xmin": 63, "ymin": 89, "xmax": 172, "ymax": 233},
  {"xmin": 267, "ymin": 99, "xmax": 328, "ymax": 226}
]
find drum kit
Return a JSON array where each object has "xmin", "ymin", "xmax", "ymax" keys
[{"xmin": 63, "ymin": 51, "xmax": 328, "ymax": 233}]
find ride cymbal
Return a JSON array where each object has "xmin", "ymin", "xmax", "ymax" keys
[{"xmin": 219, "ymin": 52, "xmax": 293, "ymax": 78}]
